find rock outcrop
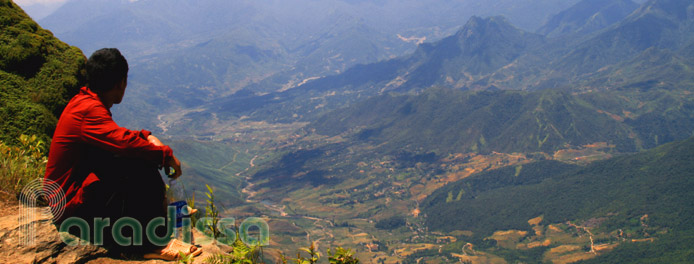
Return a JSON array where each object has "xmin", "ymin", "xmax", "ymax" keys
[{"xmin": 0, "ymin": 202, "xmax": 228, "ymax": 264}]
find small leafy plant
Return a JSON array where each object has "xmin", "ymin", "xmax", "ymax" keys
[
  {"xmin": 327, "ymin": 247, "xmax": 359, "ymax": 264},
  {"xmin": 0, "ymin": 135, "xmax": 47, "ymax": 196},
  {"xmin": 176, "ymin": 251, "xmax": 194, "ymax": 264},
  {"xmin": 205, "ymin": 184, "xmax": 221, "ymax": 240},
  {"xmin": 295, "ymin": 242, "xmax": 320, "ymax": 264},
  {"xmin": 205, "ymin": 228, "xmax": 262, "ymax": 264}
]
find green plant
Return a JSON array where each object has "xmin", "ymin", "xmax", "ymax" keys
[
  {"xmin": 327, "ymin": 247, "xmax": 359, "ymax": 264},
  {"xmin": 0, "ymin": 135, "xmax": 47, "ymax": 195},
  {"xmin": 277, "ymin": 253, "xmax": 288, "ymax": 264},
  {"xmin": 205, "ymin": 184, "xmax": 221, "ymax": 239},
  {"xmin": 176, "ymin": 251, "xmax": 194, "ymax": 264},
  {"xmin": 295, "ymin": 242, "xmax": 320, "ymax": 264},
  {"xmin": 291, "ymin": 243, "xmax": 361, "ymax": 264},
  {"xmin": 205, "ymin": 230, "xmax": 262, "ymax": 264}
]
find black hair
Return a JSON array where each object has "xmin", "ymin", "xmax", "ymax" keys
[{"xmin": 86, "ymin": 48, "xmax": 128, "ymax": 93}]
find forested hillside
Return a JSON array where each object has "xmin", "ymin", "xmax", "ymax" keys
[
  {"xmin": 422, "ymin": 136, "xmax": 694, "ymax": 262},
  {"xmin": 309, "ymin": 87, "xmax": 694, "ymax": 154}
]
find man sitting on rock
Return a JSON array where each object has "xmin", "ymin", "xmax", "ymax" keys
[{"xmin": 44, "ymin": 48, "xmax": 200, "ymax": 260}]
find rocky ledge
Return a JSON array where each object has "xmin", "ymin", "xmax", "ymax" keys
[{"xmin": 0, "ymin": 202, "xmax": 230, "ymax": 264}]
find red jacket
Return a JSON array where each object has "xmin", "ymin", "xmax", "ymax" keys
[{"xmin": 45, "ymin": 87, "xmax": 173, "ymax": 222}]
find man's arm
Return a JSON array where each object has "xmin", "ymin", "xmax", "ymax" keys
[{"xmin": 80, "ymin": 104, "xmax": 174, "ymax": 167}]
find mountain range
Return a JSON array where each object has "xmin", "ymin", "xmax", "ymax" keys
[
  {"xmin": 241, "ymin": 1, "xmax": 694, "ymax": 261},
  {"xmin": 30, "ymin": 0, "xmax": 585, "ymax": 131},
  {"xmin": 200, "ymin": 0, "xmax": 692, "ymax": 126}
]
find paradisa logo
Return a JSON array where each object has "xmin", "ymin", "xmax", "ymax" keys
[{"xmin": 19, "ymin": 179, "xmax": 269, "ymax": 247}]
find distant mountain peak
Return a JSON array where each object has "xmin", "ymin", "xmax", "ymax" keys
[
  {"xmin": 463, "ymin": 15, "xmax": 508, "ymax": 26},
  {"xmin": 394, "ymin": 15, "xmax": 544, "ymax": 90},
  {"xmin": 629, "ymin": 0, "xmax": 694, "ymax": 22},
  {"xmin": 456, "ymin": 15, "xmax": 516, "ymax": 39},
  {"xmin": 549, "ymin": 0, "xmax": 694, "ymax": 77}
]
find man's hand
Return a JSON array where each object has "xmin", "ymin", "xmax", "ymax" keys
[
  {"xmin": 149, "ymin": 135, "xmax": 182, "ymax": 178},
  {"xmin": 165, "ymin": 155, "xmax": 182, "ymax": 179},
  {"xmin": 147, "ymin": 135, "xmax": 164, "ymax": 147}
]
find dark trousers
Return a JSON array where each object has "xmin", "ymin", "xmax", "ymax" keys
[{"xmin": 69, "ymin": 157, "xmax": 169, "ymax": 253}]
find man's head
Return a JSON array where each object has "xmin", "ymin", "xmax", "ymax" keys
[{"xmin": 86, "ymin": 48, "xmax": 128, "ymax": 103}]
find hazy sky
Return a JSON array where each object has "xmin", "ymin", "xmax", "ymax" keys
[
  {"xmin": 14, "ymin": 0, "xmax": 67, "ymax": 5},
  {"xmin": 14, "ymin": 0, "xmax": 69, "ymax": 20}
]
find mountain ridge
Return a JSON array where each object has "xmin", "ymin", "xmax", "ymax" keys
[
  {"xmin": 537, "ymin": 0, "xmax": 639, "ymax": 38},
  {"xmin": 204, "ymin": 15, "xmax": 547, "ymax": 125},
  {"xmin": 551, "ymin": 0, "xmax": 694, "ymax": 77},
  {"xmin": 201, "ymin": 0, "xmax": 694, "ymax": 127},
  {"xmin": 393, "ymin": 16, "xmax": 545, "ymax": 91}
]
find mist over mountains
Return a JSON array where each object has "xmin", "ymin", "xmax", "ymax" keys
[
  {"xmin": 192, "ymin": 0, "xmax": 693, "ymax": 129},
  {"xmin": 29, "ymin": 0, "xmax": 585, "ymax": 129}
]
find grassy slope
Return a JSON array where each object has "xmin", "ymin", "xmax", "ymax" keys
[
  {"xmin": 0, "ymin": 0, "xmax": 85, "ymax": 148},
  {"xmin": 165, "ymin": 140, "xmax": 257, "ymax": 208}
]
